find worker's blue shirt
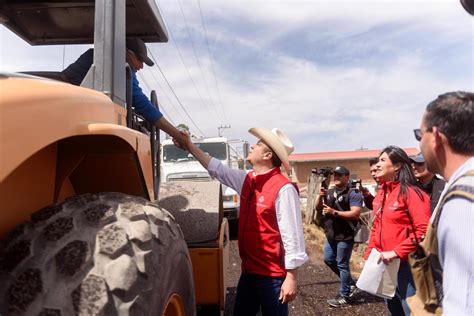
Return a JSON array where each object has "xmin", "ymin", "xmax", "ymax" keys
[
  {"xmin": 62, "ymin": 48, "xmax": 163, "ymax": 124},
  {"xmin": 130, "ymin": 72, "xmax": 162, "ymax": 124}
]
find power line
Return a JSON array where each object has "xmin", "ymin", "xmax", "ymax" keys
[
  {"xmin": 139, "ymin": 65, "xmax": 188, "ymax": 124},
  {"xmin": 167, "ymin": 26, "xmax": 222, "ymax": 124},
  {"xmin": 148, "ymin": 50, "xmax": 206, "ymax": 137},
  {"xmin": 177, "ymin": 0, "xmax": 222, "ymax": 123},
  {"xmin": 137, "ymin": 72, "xmax": 175, "ymax": 125},
  {"xmin": 197, "ymin": 0, "xmax": 228, "ymax": 122}
]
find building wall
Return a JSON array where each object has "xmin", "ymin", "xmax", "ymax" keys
[{"xmin": 291, "ymin": 159, "xmax": 377, "ymax": 188}]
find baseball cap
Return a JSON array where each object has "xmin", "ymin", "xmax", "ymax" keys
[
  {"xmin": 334, "ymin": 166, "xmax": 350, "ymax": 175},
  {"xmin": 126, "ymin": 38, "xmax": 154, "ymax": 66},
  {"xmin": 409, "ymin": 153, "xmax": 425, "ymax": 164}
]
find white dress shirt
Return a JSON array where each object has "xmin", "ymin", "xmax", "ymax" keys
[{"xmin": 208, "ymin": 158, "xmax": 308, "ymax": 270}]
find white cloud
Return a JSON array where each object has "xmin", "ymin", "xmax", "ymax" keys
[{"xmin": 1, "ymin": 0, "xmax": 472, "ymax": 154}]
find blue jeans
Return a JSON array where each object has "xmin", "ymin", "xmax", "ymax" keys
[
  {"xmin": 385, "ymin": 261, "xmax": 416, "ymax": 316},
  {"xmin": 233, "ymin": 273, "xmax": 287, "ymax": 316},
  {"xmin": 323, "ymin": 238, "xmax": 355, "ymax": 297}
]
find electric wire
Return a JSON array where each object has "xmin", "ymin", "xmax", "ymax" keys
[
  {"xmin": 177, "ymin": 0, "xmax": 222, "ymax": 123},
  {"xmin": 139, "ymin": 65, "xmax": 188, "ymax": 124},
  {"xmin": 148, "ymin": 50, "xmax": 206, "ymax": 137},
  {"xmin": 137, "ymin": 72, "xmax": 176, "ymax": 125},
  {"xmin": 197, "ymin": 0, "xmax": 228, "ymax": 122},
  {"xmin": 168, "ymin": 28, "xmax": 221, "ymax": 125}
]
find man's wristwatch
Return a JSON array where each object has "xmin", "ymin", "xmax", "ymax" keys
[{"xmin": 334, "ymin": 211, "xmax": 339, "ymax": 217}]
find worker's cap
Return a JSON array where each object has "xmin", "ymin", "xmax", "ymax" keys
[
  {"xmin": 248, "ymin": 127, "xmax": 294, "ymax": 174},
  {"xmin": 334, "ymin": 166, "xmax": 350, "ymax": 176},
  {"xmin": 126, "ymin": 38, "xmax": 154, "ymax": 66},
  {"xmin": 409, "ymin": 152, "xmax": 425, "ymax": 164}
]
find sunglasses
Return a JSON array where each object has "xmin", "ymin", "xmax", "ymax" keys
[
  {"xmin": 413, "ymin": 129, "xmax": 422, "ymax": 141},
  {"xmin": 414, "ymin": 127, "xmax": 433, "ymax": 141}
]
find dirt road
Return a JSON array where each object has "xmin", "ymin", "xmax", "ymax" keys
[{"xmin": 224, "ymin": 224, "xmax": 387, "ymax": 316}]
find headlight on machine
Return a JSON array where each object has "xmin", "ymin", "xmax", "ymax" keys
[{"xmin": 223, "ymin": 195, "xmax": 239, "ymax": 203}]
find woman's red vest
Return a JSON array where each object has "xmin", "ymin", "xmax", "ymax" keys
[{"xmin": 238, "ymin": 168, "xmax": 293, "ymax": 277}]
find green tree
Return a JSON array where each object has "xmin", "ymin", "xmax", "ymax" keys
[{"xmin": 177, "ymin": 123, "xmax": 189, "ymax": 132}]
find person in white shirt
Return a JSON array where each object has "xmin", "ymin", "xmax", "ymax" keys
[
  {"xmin": 414, "ymin": 91, "xmax": 474, "ymax": 315},
  {"xmin": 179, "ymin": 127, "xmax": 308, "ymax": 316}
]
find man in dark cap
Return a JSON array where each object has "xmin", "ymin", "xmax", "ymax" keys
[
  {"xmin": 315, "ymin": 166, "xmax": 363, "ymax": 307},
  {"xmin": 409, "ymin": 152, "xmax": 445, "ymax": 213},
  {"xmin": 62, "ymin": 38, "xmax": 187, "ymax": 146}
]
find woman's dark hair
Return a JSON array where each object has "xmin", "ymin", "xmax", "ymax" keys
[{"xmin": 379, "ymin": 146, "xmax": 424, "ymax": 201}]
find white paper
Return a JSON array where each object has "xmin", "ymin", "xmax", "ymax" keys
[{"xmin": 356, "ymin": 248, "xmax": 400, "ymax": 299}]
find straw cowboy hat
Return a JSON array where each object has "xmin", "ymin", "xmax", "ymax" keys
[{"xmin": 248, "ymin": 127, "xmax": 294, "ymax": 174}]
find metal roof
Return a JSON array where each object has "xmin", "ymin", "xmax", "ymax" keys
[
  {"xmin": 0, "ymin": 0, "xmax": 168, "ymax": 45},
  {"xmin": 289, "ymin": 148, "xmax": 419, "ymax": 162}
]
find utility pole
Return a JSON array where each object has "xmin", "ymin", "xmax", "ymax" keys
[{"xmin": 217, "ymin": 124, "xmax": 231, "ymax": 136}]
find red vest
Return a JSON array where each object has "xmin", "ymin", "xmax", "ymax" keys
[{"xmin": 238, "ymin": 168, "xmax": 295, "ymax": 277}]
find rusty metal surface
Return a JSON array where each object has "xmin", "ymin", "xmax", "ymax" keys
[{"xmin": 158, "ymin": 181, "xmax": 222, "ymax": 244}]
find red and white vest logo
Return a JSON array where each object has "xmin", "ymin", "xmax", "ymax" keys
[{"xmin": 258, "ymin": 196, "xmax": 265, "ymax": 203}]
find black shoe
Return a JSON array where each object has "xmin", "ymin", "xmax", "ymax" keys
[
  {"xmin": 349, "ymin": 285, "xmax": 360, "ymax": 297},
  {"xmin": 327, "ymin": 295, "xmax": 351, "ymax": 307}
]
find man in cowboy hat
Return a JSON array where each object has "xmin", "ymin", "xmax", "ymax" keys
[
  {"xmin": 62, "ymin": 38, "xmax": 187, "ymax": 146},
  {"xmin": 180, "ymin": 127, "xmax": 308, "ymax": 316}
]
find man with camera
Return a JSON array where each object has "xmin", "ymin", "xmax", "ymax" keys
[{"xmin": 315, "ymin": 166, "xmax": 363, "ymax": 307}]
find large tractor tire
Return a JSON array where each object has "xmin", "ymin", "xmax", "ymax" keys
[{"xmin": 0, "ymin": 193, "xmax": 195, "ymax": 316}]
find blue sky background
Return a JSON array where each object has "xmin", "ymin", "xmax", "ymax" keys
[{"xmin": 1, "ymin": 0, "xmax": 472, "ymax": 155}]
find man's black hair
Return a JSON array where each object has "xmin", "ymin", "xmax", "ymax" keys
[
  {"xmin": 270, "ymin": 150, "xmax": 282, "ymax": 168},
  {"xmin": 425, "ymin": 91, "xmax": 474, "ymax": 155},
  {"xmin": 369, "ymin": 158, "xmax": 378, "ymax": 166}
]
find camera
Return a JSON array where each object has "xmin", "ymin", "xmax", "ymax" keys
[
  {"xmin": 350, "ymin": 179, "xmax": 362, "ymax": 189},
  {"xmin": 311, "ymin": 167, "xmax": 334, "ymax": 178},
  {"xmin": 311, "ymin": 167, "xmax": 333, "ymax": 190}
]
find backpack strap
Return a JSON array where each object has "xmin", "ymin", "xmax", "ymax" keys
[
  {"xmin": 424, "ymin": 170, "xmax": 474, "ymax": 305},
  {"xmin": 432, "ymin": 170, "xmax": 474, "ymax": 227}
]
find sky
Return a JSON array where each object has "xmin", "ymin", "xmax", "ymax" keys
[{"xmin": 1, "ymin": 0, "xmax": 473, "ymax": 156}]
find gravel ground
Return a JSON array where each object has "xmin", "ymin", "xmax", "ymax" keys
[{"xmin": 224, "ymin": 223, "xmax": 387, "ymax": 316}]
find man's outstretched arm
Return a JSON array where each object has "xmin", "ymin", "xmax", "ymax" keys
[
  {"xmin": 176, "ymin": 131, "xmax": 211, "ymax": 168},
  {"xmin": 154, "ymin": 117, "xmax": 188, "ymax": 150},
  {"xmin": 175, "ymin": 132, "xmax": 246, "ymax": 193}
]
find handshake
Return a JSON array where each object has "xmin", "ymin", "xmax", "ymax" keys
[{"xmin": 172, "ymin": 130, "xmax": 193, "ymax": 151}]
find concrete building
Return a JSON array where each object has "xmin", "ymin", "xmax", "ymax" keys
[{"xmin": 289, "ymin": 148, "xmax": 418, "ymax": 190}]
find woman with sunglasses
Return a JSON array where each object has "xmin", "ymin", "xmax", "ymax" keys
[{"xmin": 364, "ymin": 146, "xmax": 431, "ymax": 316}]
